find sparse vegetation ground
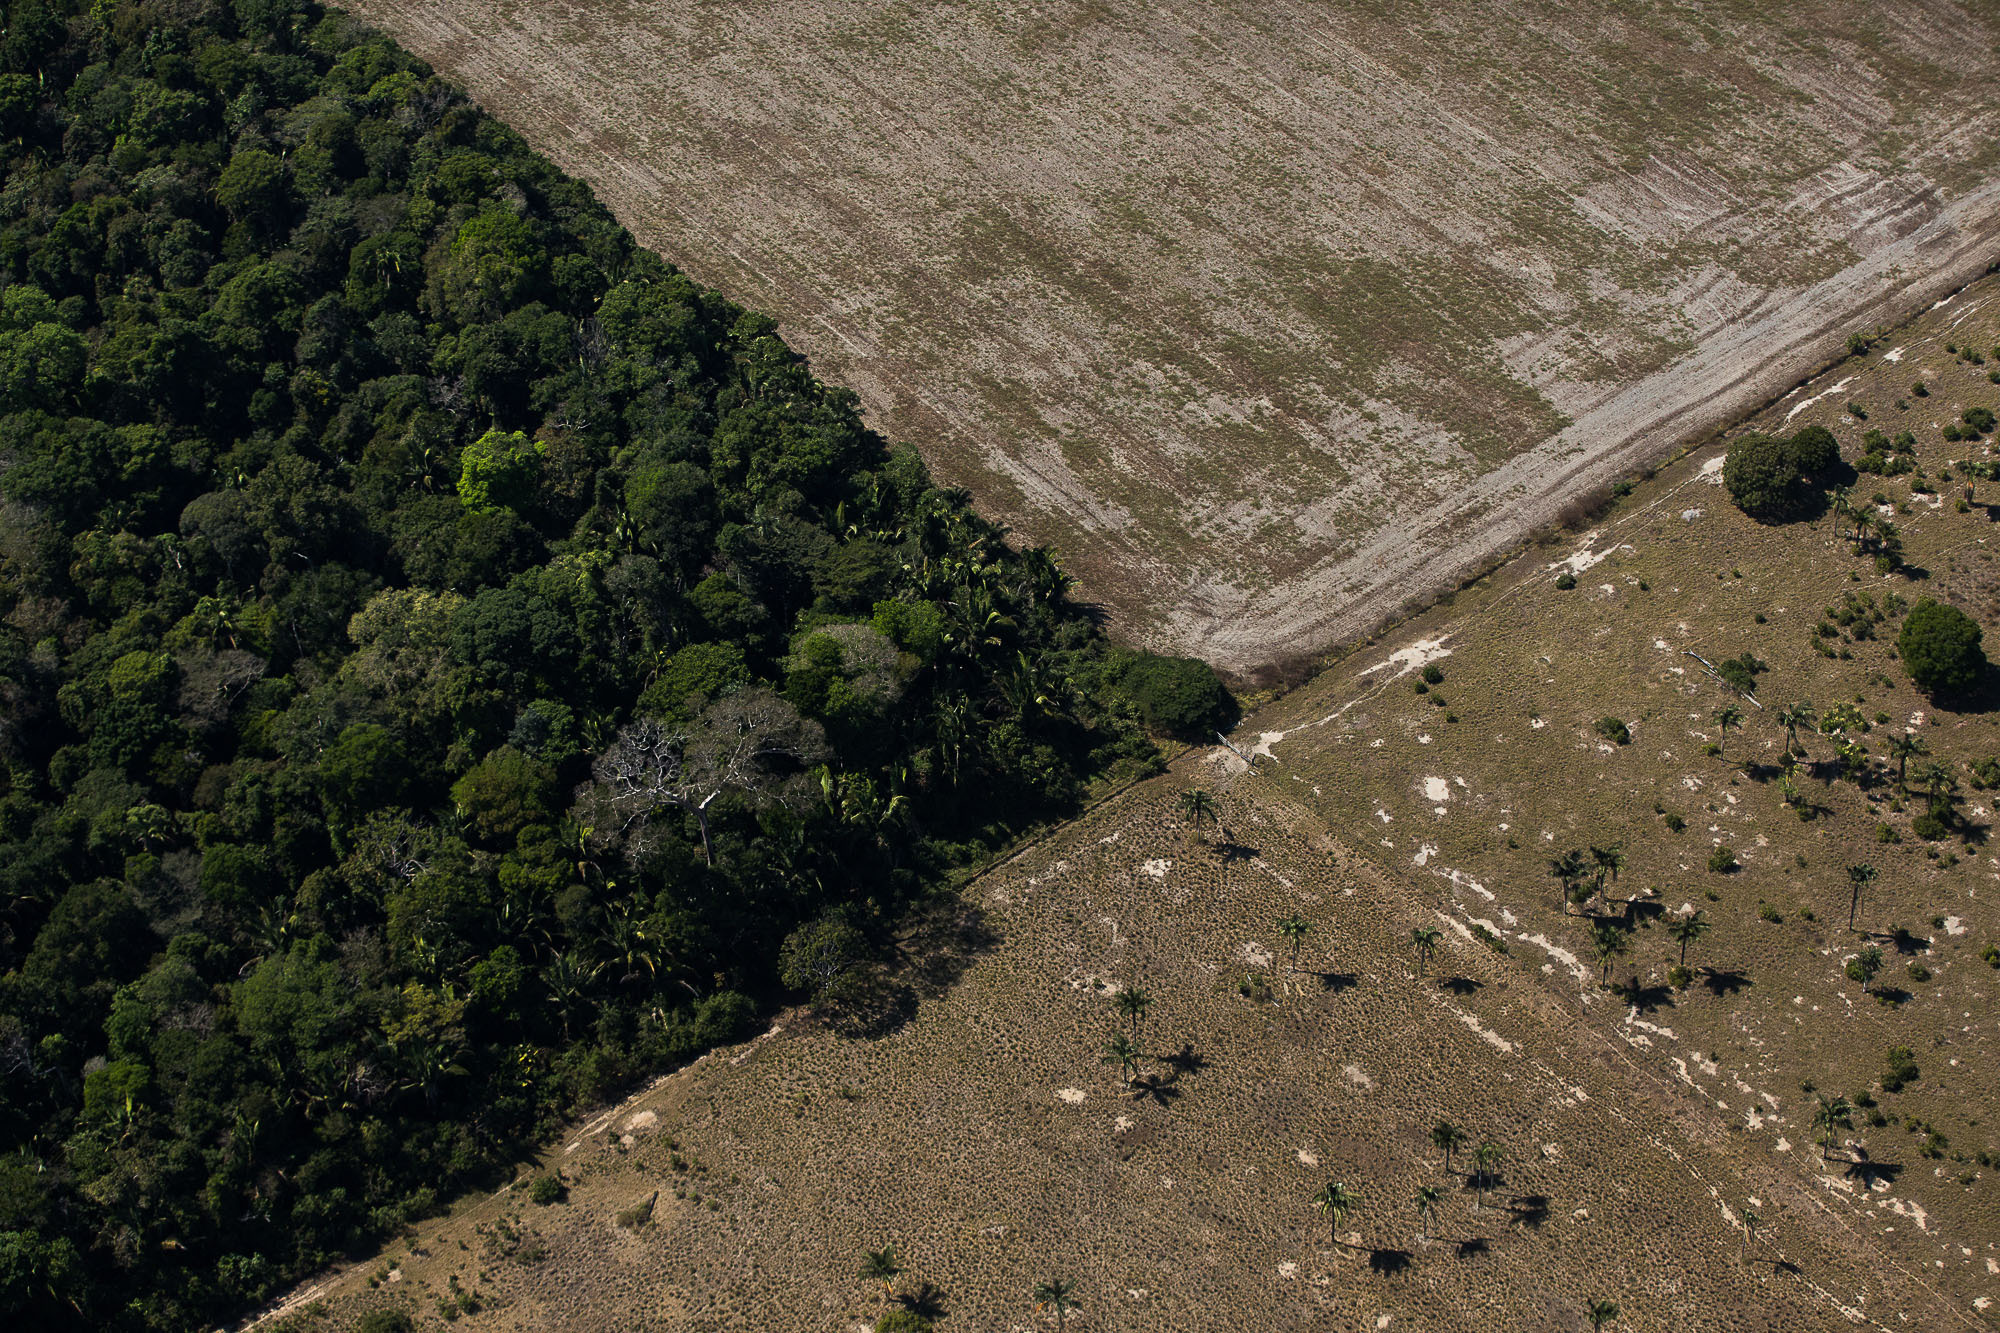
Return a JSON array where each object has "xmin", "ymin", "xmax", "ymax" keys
[{"xmin": 259, "ymin": 282, "xmax": 2000, "ymax": 1331}]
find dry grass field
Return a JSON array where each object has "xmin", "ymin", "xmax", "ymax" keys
[
  {"xmin": 340, "ymin": 0, "xmax": 2000, "ymax": 668},
  {"xmin": 259, "ymin": 284, "xmax": 2000, "ymax": 1331}
]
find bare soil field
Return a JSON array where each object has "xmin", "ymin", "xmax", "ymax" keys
[
  {"xmin": 264, "ymin": 299, "xmax": 2000, "ymax": 1331},
  {"xmin": 340, "ymin": 0, "xmax": 2000, "ymax": 667}
]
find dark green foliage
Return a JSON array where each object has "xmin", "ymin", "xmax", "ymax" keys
[
  {"xmin": 0, "ymin": 6, "xmax": 1157, "ymax": 1329},
  {"xmin": 876, "ymin": 1312, "xmax": 935, "ymax": 1333},
  {"xmin": 1714, "ymin": 651, "xmax": 1767, "ymax": 696},
  {"xmin": 1593, "ymin": 716, "xmax": 1630, "ymax": 745},
  {"xmin": 1112, "ymin": 651, "xmax": 1238, "ymax": 740},
  {"xmin": 356, "ymin": 1313, "xmax": 414, "ymax": 1333},
  {"xmin": 1882, "ymin": 1045, "xmax": 1920, "ymax": 1093},
  {"xmin": 1722, "ymin": 425, "xmax": 1841, "ymax": 521},
  {"xmin": 1897, "ymin": 599, "xmax": 1986, "ymax": 699}
]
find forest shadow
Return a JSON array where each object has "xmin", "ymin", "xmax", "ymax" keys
[{"xmin": 897, "ymin": 902, "xmax": 1002, "ymax": 998}]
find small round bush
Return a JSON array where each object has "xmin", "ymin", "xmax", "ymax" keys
[
  {"xmin": 1593, "ymin": 716, "xmax": 1631, "ymax": 745},
  {"xmin": 1114, "ymin": 651, "xmax": 1238, "ymax": 740},
  {"xmin": 1421, "ymin": 663, "xmax": 1444, "ymax": 685},
  {"xmin": 1911, "ymin": 812, "xmax": 1948, "ymax": 842},
  {"xmin": 528, "ymin": 1174, "xmax": 563, "ymax": 1205},
  {"xmin": 1898, "ymin": 599, "xmax": 1985, "ymax": 699},
  {"xmin": 1708, "ymin": 846, "xmax": 1738, "ymax": 874},
  {"xmin": 1554, "ymin": 571, "xmax": 1577, "ymax": 590}
]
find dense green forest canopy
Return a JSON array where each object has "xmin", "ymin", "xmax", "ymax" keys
[{"xmin": 0, "ymin": 1, "xmax": 1220, "ymax": 1325}]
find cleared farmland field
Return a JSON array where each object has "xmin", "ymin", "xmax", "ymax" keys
[{"xmin": 342, "ymin": 0, "xmax": 2000, "ymax": 669}]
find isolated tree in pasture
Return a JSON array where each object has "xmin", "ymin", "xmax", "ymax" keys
[
  {"xmin": 1589, "ymin": 843, "xmax": 1625, "ymax": 895},
  {"xmin": 1586, "ymin": 1298, "xmax": 1621, "ymax": 1331},
  {"xmin": 1712, "ymin": 705, "xmax": 1743, "ymax": 755},
  {"xmin": 1101, "ymin": 1033, "xmax": 1141, "ymax": 1087},
  {"xmin": 1431, "ymin": 1120, "xmax": 1466, "ymax": 1173},
  {"xmin": 1276, "ymin": 914, "xmax": 1313, "ymax": 972},
  {"xmin": 1472, "ymin": 1142, "xmax": 1504, "ymax": 1210},
  {"xmin": 860, "ymin": 1247, "xmax": 902, "ymax": 1304},
  {"xmin": 1549, "ymin": 849, "xmax": 1587, "ymax": 914},
  {"xmin": 1312, "ymin": 1180, "xmax": 1359, "ymax": 1245},
  {"xmin": 1590, "ymin": 921, "xmax": 1630, "ymax": 987},
  {"xmin": 1032, "ymin": 1277, "xmax": 1078, "ymax": 1332},
  {"xmin": 1887, "ymin": 732, "xmax": 1928, "ymax": 792},
  {"xmin": 1845, "ymin": 863, "xmax": 1877, "ymax": 932},
  {"xmin": 1409, "ymin": 926, "xmax": 1442, "ymax": 977},
  {"xmin": 1812, "ymin": 1094, "xmax": 1854, "ymax": 1161},
  {"xmin": 1414, "ymin": 1184, "xmax": 1442, "ymax": 1243},
  {"xmin": 1114, "ymin": 986, "xmax": 1151, "ymax": 1039},
  {"xmin": 1669, "ymin": 911, "xmax": 1711, "ymax": 968},
  {"xmin": 1177, "ymin": 788, "xmax": 1218, "ymax": 841},
  {"xmin": 1776, "ymin": 702, "xmax": 1816, "ymax": 757},
  {"xmin": 1899, "ymin": 598, "xmax": 1986, "ymax": 699}
]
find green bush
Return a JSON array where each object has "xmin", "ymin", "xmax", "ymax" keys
[
  {"xmin": 1708, "ymin": 846, "xmax": 1738, "ymax": 874},
  {"xmin": 356, "ymin": 1313, "xmax": 414, "ymax": 1333},
  {"xmin": 1897, "ymin": 598, "xmax": 1986, "ymax": 699},
  {"xmin": 1114, "ymin": 652, "xmax": 1238, "ymax": 740},
  {"xmin": 1911, "ymin": 812, "xmax": 1949, "ymax": 842},
  {"xmin": 527, "ymin": 1175, "xmax": 564, "ymax": 1206},
  {"xmin": 1882, "ymin": 1046, "xmax": 1920, "ymax": 1093},
  {"xmin": 1593, "ymin": 716, "xmax": 1631, "ymax": 745},
  {"xmin": 876, "ymin": 1313, "xmax": 935, "ymax": 1333},
  {"xmin": 1722, "ymin": 425, "xmax": 1841, "ymax": 521}
]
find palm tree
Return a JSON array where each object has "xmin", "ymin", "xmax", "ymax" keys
[
  {"xmin": 1101, "ymin": 1032, "xmax": 1141, "ymax": 1087},
  {"xmin": 1414, "ymin": 1184, "xmax": 1442, "ymax": 1243},
  {"xmin": 1812, "ymin": 1094, "xmax": 1854, "ymax": 1162},
  {"xmin": 1589, "ymin": 843, "xmax": 1625, "ymax": 895},
  {"xmin": 1828, "ymin": 485, "xmax": 1853, "ymax": 539},
  {"xmin": 1777, "ymin": 701, "xmax": 1816, "ymax": 757},
  {"xmin": 1177, "ymin": 789, "xmax": 1217, "ymax": 842},
  {"xmin": 1409, "ymin": 926, "xmax": 1441, "ymax": 977},
  {"xmin": 1276, "ymin": 914, "xmax": 1312, "ymax": 972},
  {"xmin": 1669, "ymin": 911, "xmax": 1711, "ymax": 968},
  {"xmin": 1586, "ymin": 1298, "xmax": 1620, "ymax": 1330},
  {"xmin": 1033, "ymin": 1277, "xmax": 1078, "ymax": 1332},
  {"xmin": 1590, "ymin": 921, "xmax": 1629, "ymax": 988},
  {"xmin": 859, "ymin": 1247, "xmax": 901, "ymax": 1304},
  {"xmin": 1430, "ymin": 1120, "xmax": 1466, "ymax": 1173},
  {"xmin": 1917, "ymin": 761, "xmax": 1959, "ymax": 815},
  {"xmin": 1311, "ymin": 1180, "xmax": 1359, "ymax": 1246},
  {"xmin": 1548, "ymin": 849, "xmax": 1587, "ymax": 914},
  {"xmin": 1472, "ymin": 1142, "xmax": 1504, "ymax": 1210},
  {"xmin": 1887, "ymin": 732, "xmax": 1928, "ymax": 792},
  {"xmin": 1740, "ymin": 1208, "xmax": 1760, "ymax": 1268},
  {"xmin": 1713, "ymin": 704, "xmax": 1744, "ymax": 753},
  {"xmin": 1114, "ymin": 986, "xmax": 1151, "ymax": 1039},
  {"xmin": 1845, "ymin": 863, "xmax": 1877, "ymax": 932}
]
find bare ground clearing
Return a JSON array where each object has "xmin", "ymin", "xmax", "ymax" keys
[{"xmin": 342, "ymin": 0, "xmax": 2000, "ymax": 668}]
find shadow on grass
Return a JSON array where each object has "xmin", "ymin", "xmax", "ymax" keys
[
  {"xmin": 1160, "ymin": 1043, "xmax": 1208, "ymax": 1078},
  {"xmin": 1367, "ymin": 1248, "xmax": 1412, "ymax": 1275},
  {"xmin": 1455, "ymin": 1237, "xmax": 1490, "ymax": 1258},
  {"xmin": 1505, "ymin": 1195, "xmax": 1549, "ymax": 1230},
  {"xmin": 896, "ymin": 1282, "xmax": 947, "ymax": 1319},
  {"xmin": 1439, "ymin": 976, "xmax": 1483, "ymax": 996},
  {"xmin": 1310, "ymin": 971, "xmax": 1359, "ymax": 994},
  {"xmin": 1701, "ymin": 967, "xmax": 1752, "ymax": 997}
]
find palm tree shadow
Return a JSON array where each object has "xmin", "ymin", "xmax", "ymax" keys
[
  {"xmin": 1367, "ymin": 1248, "xmax": 1412, "ymax": 1275},
  {"xmin": 1617, "ymin": 981, "xmax": 1676, "ymax": 1014},
  {"xmin": 1439, "ymin": 976, "xmax": 1483, "ymax": 996},
  {"xmin": 897, "ymin": 1282, "xmax": 947, "ymax": 1319},
  {"xmin": 1844, "ymin": 1156, "xmax": 1902, "ymax": 1189},
  {"xmin": 1504, "ymin": 1195, "xmax": 1548, "ymax": 1230},
  {"xmin": 1701, "ymin": 967, "xmax": 1752, "ymax": 997},
  {"xmin": 1309, "ymin": 971, "xmax": 1359, "ymax": 994},
  {"xmin": 1453, "ymin": 1236, "xmax": 1490, "ymax": 1258},
  {"xmin": 1216, "ymin": 839, "xmax": 1260, "ymax": 867},
  {"xmin": 1160, "ymin": 1043, "xmax": 1208, "ymax": 1078},
  {"xmin": 1126, "ymin": 1072, "xmax": 1182, "ymax": 1108}
]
